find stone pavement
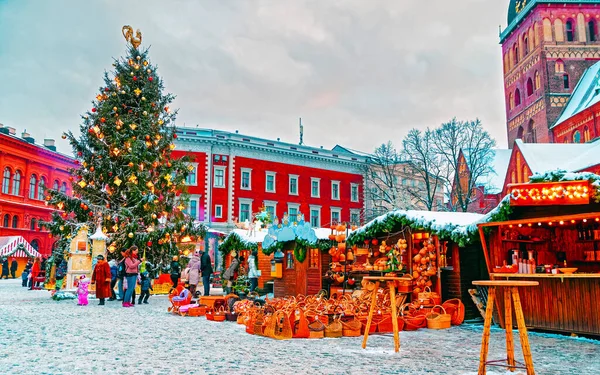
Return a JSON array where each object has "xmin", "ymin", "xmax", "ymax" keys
[{"xmin": 0, "ymin": 279, "xmax": 598, "ymax": 375}]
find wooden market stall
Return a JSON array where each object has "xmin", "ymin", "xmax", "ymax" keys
[
  {"xmin": 346, "ymin": 210, "xmax": 486, "ymax": 320},
  {"xmin": 218, "ymin": 225, "xmax": 332, "ymax": 297},
  {"xmin": 478, "ymin": 174, "xmax": 600, "ymax": 336}
]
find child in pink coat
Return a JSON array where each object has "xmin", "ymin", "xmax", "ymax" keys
[{"xmin": 77, "ymin": 275, "xmax": 90, "ymax": 306}]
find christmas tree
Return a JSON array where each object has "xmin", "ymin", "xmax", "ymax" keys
[{"xmin": 44, "ymin": 26, "xmax": 205, "ymax": 264}]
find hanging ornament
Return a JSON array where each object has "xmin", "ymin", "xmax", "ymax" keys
[
  {"xmin": 96, "ymin": 94, "xmax": 103, "ymax": 101},
  {"xmin": 141, "ymin": 96, "xmax": 146, "ymax": 101},
  {"xmin": 128, "ymin": 232, "xmax": 134, "ymax": 238},
  {"xmin": 133, "ymin": 76, "xmax": 138, "ymax": 81},
  {"xmin": 112, "ymin": 224, "xmax": 118, "ymax": 232},
  {"xmin": 134, "ymin": 64, "xmax": 140, "ymax": 70},
  {"xmin": 77, "ymin": 151, "xmax": 83, "ymax": 157},
  {"xmin": 121, "ymin": 90, "xmax": 126, "ymax": 94},
  {"xmin": 158, "ymin": 120, "xmax": 164, "ymax": 125},
  {"xmin": 147, "ymin": 69, "xmax": 151, "ymax": 74},
  {"xmin": 90, "ymin": 166, "xmax": 95, "ymax": 172},
  {"xmin": 59, "ymin": 225, "xmax": 64, "ymax": 231},
  {"xmin": 136, "ymin": 56, "xmax": 141, "ymax": 60},
  {"xmin": 146, "ymin": 181, "xmax": 154, "ymax": 188},
  {"xmin": 78, "ymin": 180, "xmax": 87, "ymax": 188},
  {"xmin": 128, "ymin": 162, "xmax": 134, "ymax": 168},
  {"xmin": 113, "ymin": 107, "xmax": 118, "ymax": 112},
  {"xmin": 169, "ymin": 144, "xmax": 176, "ymax": 150},
  {"xmin": 143, "ymin": 60, "xmax": 148, "ymax": 66},
  {"xmin": 129, "ymin": 124, "xmax": 137, "ymax": 130},
  {"xmin": 100, "ymin": 117, "xmax": 106, "ymax": 123},
  {"xmin": 112, "ymin": 148, "xmax": 120, "ymax": 156},
  {"xmin": 148, "ymin": 77, "xmax": 153, "ymax": 82},
  {"xmin": 143, "ymin": 111, "xmax": 148, "ymax": 116},
  {"xmin": 145, "ymin": 141, "xmax": 152, "ymax": 148},
  {"xmin": 91, "ymin": 108, "xmax": 97, "ymax": 112},
  {"xmin": 134, "ymin": 88, "xmax": 141, "ymax": 96},
  {"xmin": 164, "ymin": 106, "xmax": 170, "ymax": 113},
  {"xmin": 128, "ymin": 174, "xmax": 138, "ymax": 184},
  {"xmin": 147, "ymin": 241, "xmax": 152, "ymax": 246},
  {"xmin": 152, "ymin": 213, "xmax": 157, "ymax": 219},
  {"xmin": 113, "ymin": 177, "xmax": 122, "ymax": 186},
  {"xmin": 92, "ymin": 125, "xmax": 101, "ymax": 134}
]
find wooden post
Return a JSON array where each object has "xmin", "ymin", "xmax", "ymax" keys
[
  {"xmin": 478, "ymin": 286, "xmax": 496, "ymax": 375},
  {"xmin": 504, "ymin": 288, "xmax": 515, "ymax": 371},
  {"xmin": 477, "ymin": 226, "xmax": 492, "ymax": 275},
  {"xmin": 511, "ymin": 287, "xmax": 536, "ymax": 375},
  {"xmin": 361, "ymin": 281, "xmax": 380, "ymax": 349},
  {"xmin": 389, "ymin": 281, "xmax": 400, "ymax": 353}
]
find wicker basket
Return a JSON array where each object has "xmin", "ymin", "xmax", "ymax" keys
[
  {"xmin": 400, "ymin": 304, "xmax": 427, "ymax": 331},
  {"xmin": 325, "ymin": 316, "xmax": 343, "ymax": 338},
  {"xmin": 426, "ymin": 305, "xmax": 451, "ymax": 330},
  {"xmin": 442, "ymin": 298, "xmax": 465, "ymax": 325},
  {"xmin": 341, "ymin": 318, "xmax": 362, "ymax": 337},
  {"xmin": 188, "ymin": 305, "xmax": 207, "ymax": 317},
  {"xmin": 308, "ymin": 319, "xmax": 325, "ymax": 339},
  {"xmin": 214, "ymin": 306, "xmax": 227, "ymax": 322}
]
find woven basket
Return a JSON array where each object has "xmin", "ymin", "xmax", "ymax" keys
[
  {"xmin": 341, "ymin": 318, "xmax": 361, "ymax": 337},
  {"xmin": 188, "ymin": 305, "xmax": 206, "ymax": 317},
  {"xmin": 308, "ymin": 319, "xmax": 325, "ymax": 339},
  {"xmin": 214, "ymin": 306, "xmax": 227, "ymax": 322},
  {"xmin": 442, "ymin": 298, "xmax": 465, "ymax": 325},
  {"xmin": 325, "ymin": 316, "xmax": 343, "ymax": 338},
  {"xmin": 426, "ymin": 305, "xmax": 451, "ymax": 330},
  {"xmin": 400, "ymin": 304, "xmax": 426, "ymax": 331},
  {"xmin": 205, "ymin": 309, "xmax": 215, "ymax": 321}
]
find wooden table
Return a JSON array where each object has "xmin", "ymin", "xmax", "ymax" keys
[
  {"xmin": 361, "ymin": 276, "xmax": 406, "ymax": 353},
  {"xmin": 473, "ymin": 280, "xmax": 539, "ymax": 375}
]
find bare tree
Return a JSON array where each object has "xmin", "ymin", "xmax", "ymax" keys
[
  {"xmin": 432, "ymin": 118, "xmax": 496, "ymax": 212},
  {"xmin": 401, "ymin": 129, "xmax": 448, "ymax": 211},
  {"xmin": 361, "ymin": 142, "xmax": 413, "ymax": 220}
]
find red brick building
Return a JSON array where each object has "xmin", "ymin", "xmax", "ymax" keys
[
  {"xmin": 0, "ymin": 125, "xmax": 76, "ymax": 260},
  {"xmin": 502, "ymin": 0, "xmax": 600, "ymax": 146},
  {"xmin": 172, "ymin": 128, "xmax": 365, "ymax": 233}
]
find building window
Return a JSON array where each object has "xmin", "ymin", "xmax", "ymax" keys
[
  {"xmin": 350, "ymin": 183, "xmax": 359, "ymax": 202},
  {"xmin": 12, "ymin": 171, "xmax": 21, "ymax": 196},
  {"xmin": 350, "ymin": 210, "xmax": 360, "ymax": 226},
  {"xmin": 264, "ymin": 201, "xmax": 276, "ymax": 221},
  {"xmin": 509, "ymin": 92, "xmax": 514, "ymax": 110},
  {"xmin": 240, "ymin": 168, "xmax": 252, "ymax": 190},
  {"xmin": 573, "ymin": 130, "xmax": 582, "ymax": 143},
  {"xmin": 30, "ymin": 240, "xmax": 39, "ymax": 251},
  {"xmin": 534, "ymin": 70, "xmax": 541, "ymax": 90},
  {"xmin": 189, "ymin": 200, "xmax": 198, "ymax": 220},
  {"xmin": 584, "ymin": 126, "xmax": 591, "ymax": 142},
  {"xmin": 527, "ymin": 120, "xmax": 536, "ymax": 143},
  {"xmin": 310, "ymin": 207, "xmax": 321, "ymax": 227},
  {"xmin": 289, "ymin": 175, "xmax": 298, "ymax": 195},
  {"xmin": 37, "ymin": 177, "xmax": 46, "ymax": 201},
  {"xmin": 514, "ymin": 88, "xmax": 521, "ymax": 106},
  {"xmin": 30, "ymin": 218, "xmax": 37, "ymax": 231},
  {"xmin": 526, "ymin": 78, "xmax": 534, "ymax": 96},
  {"xmin": 215, "ymin": 205, "xmax": 223, "ymax": 219},
  {"xmin": 286, "ymin": 251, "xmax": 294, "ymax": 269},
  {"xmin": 3, "ymin": 214, "xmax": 9, "ymax": 227},
  {"xmin": 330, "ymin": 208, "xmax": 341, "ymax": 225},
  {"xmin": 331, "ymin": 181, "xmax": 340, "ymax": 200},
  {"xmin": 523, "ymin": 35, "xmax": 529, "ymax": 55},
  {"xmin": 213, "ymin": 167, "xmax": 225, "ymax": 188},
  {"xmin": 287, "ymin": 203, "xmax": 299, "ymax": 220},
  {"xmin": 513, "ymin": 43, "xmax": 519, "ymax": 65},
  {"xmin": 60, "ymin": 182, "xmax": 67, "ymax": 194},
  {"xmin": 265, "ymin": 172, "xmax": 276, "ymax": 193},
  {"xmin": 566, "ymin": 19, "xmax": 575, "ymax": 42},
  {"xmin": 239, "ymin": 199, "xmax": 253, "ymax": 222},
  {"xmin": 589, "ymin": 20, "xmax": 597, "ymax": 42},
  {"xmin": 11, "ymin": 216, "xmax": 18, "ymax": 229},
  {"xmin": 563, "ymin": 74, "xmax": 570, "ymax": 89},
  {"xmin": 311, "ymin": 178, "xmax": 320, "ymax": 198},
  {"xmin": 186, "ymin": 164, "xmax": 197, "ymax": 186},
  {"xmin": 29, "ymin": 174, "xmax": 37, "ymax": 199},
  {"xmin": 309, "ymin": 248, "xmax": 320, "ymax": 269},
  {"xmin": 2, "ymin": 168, "xmax": 10, "ymax": 194},
  {"xmin": 555, "ymin": 59, "xmax": 565, "ymax": 73}
]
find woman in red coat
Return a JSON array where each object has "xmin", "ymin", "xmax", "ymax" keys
[
  {"xmin": 28, "ymin": 257, "xmax": 41, "ymax": 290},
  {"xmin": 92, "ymin": 255, "xmax": 112, "ymax": 305}
]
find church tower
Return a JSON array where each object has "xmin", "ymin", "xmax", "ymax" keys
[{"xmin": 501, "ymin": 0, "xmax": 600, "ymax": 147}]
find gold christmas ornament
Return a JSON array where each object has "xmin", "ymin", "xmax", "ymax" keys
[
  {"xmin": 134, "ymin": 88, "xmax": 142, "ymax": 96},
  {"xmin": 134, "ymin": 64, "xmax": 140, "ymax": 70},
  {"xmin": 92, "ymin": 125, "xmax": 101, "ymax": 134},
  {"xmin": 136, "ymin": 56, "xmax": 141, "ymax": 60},
  {"xmin": 128, "ymin": 174, "xmax": 138, "ymax": 184},
  {"xmin": 141, "ymin": 97, "xmax": 146, "ymax": 101},
  {"xmin": 158, "ymin": 120, "xmax": 164, "ymax": 125},
  {"xmin": 169, "ymin": 144, "xmax": 176, "ymax": 150},
  {"xmin": 143, "ymin": 60, "xmax": 149, "ymax": 66},
  {"xmin": 59, "ymin": 225, "xmax": 64, "ymax": 231},
  {"xmin": 113, "ymin": 177, "xmax": 122, "ymax": 186},
  {"xmin": 121, "ymin": 90, "xmax": 126, "ymax": 94},
  {"xmin": 112, "ymin": 224, "xmax": 118, "ymax": 232},
  {"xmin": 128, "ymin": 232, "xmax": 134, "ymax": 238},
  {"xmin": 78, "ymin": 180, "xmax": 87, "ymax": 188},
  {"xmin": 122, "ymin": 25, "xmax": 142, "ymax": 49},
  {"xmin": 113, "ymin": 107, "xmax": 118, "ymax": 111},
  {"xmin": 146, "ymin": 181, "xmax": 154, "ymax": 188},
  {"xmin": 146, "ymin": 69, "xmax": 151, "ymax": 74},
  {"xmin": 129, "ymin": 124, "xmax": 137, "ymax": 130},
  {"xmin": 142, "ymin": 111, "xmax": 148, "ymax": 116},
  {"xmin": 128, "ymin": 162, "xmax": 134, "ymax": 168},
  {"xmin": 152, "ymin": 213, "xmax": 157, "ymax": 219}
]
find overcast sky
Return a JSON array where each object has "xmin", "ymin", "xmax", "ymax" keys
[{"xmin": 0, "ymin": 0, "xmax": 510, "ymax": 155}]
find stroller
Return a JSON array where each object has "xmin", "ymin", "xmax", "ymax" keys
[{"xmin": 167, "ymin": 285, "xmax": 192, "ymax": 314}]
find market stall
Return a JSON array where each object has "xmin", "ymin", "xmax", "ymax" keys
[
  {"xmin": 477, "ymin": 171, "xmax": 600, "ymax": 336},
  {"xmin": 347, "ymin": 210, "xmax": 485, "ymax": 319},
  {"xmin": 0, "ymin": 236, "xmax": 42, "ymax": 276}
]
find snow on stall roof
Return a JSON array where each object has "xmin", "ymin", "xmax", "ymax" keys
[
  {"xmin": 516, "ymin": 139, "xmax": 600, "ymax": 174},
  {"xmin": 476, "ymin": 149, "xmax": 512, "ymax": 194},
  {"xmin": 552, "ymin": 61, "xmax": 600, "ymax": 129},
  {"xmin": 227, "ymin": 227, "xmax": 347, "ymax": 244},
  {"xmin": 352, "ymin": 210, "xmax": 484, "ymax": 240}
]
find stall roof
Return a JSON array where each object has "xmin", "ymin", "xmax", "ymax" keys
[
  {"xmin": 0, "ymin": 236, "xmax": 41, "ymax": 258},
  {"xmin": 348, "ymin": 210, "xmax": 484, "ymax": 246}
]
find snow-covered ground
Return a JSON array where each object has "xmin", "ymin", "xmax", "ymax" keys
[{"xmin": 0, "ymin": 278, "xmax": 598, "ymax": 375}]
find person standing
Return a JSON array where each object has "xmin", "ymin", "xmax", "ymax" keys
[
  {"xmin": 1, "ymin": 258, "xmax": 9, "ymax": 279},
  {"xmin": 54, "ymin": 256, "xmax": 68, "ymax": 290},
  {"xmin": 22, "ymin": 259, "xmax": 32, "ymax": 287},
  {"xmin": 222, "ymin": 256, "xmax": 241, "ymax": 295},
  {"xmin": 247, "ymin": 251, "xmax": 260, "ymax": 293},
  {"xmin": 116, "ymin": 257, "xmax": 126, "ymax": 301},
  {"xmin": 138, "ymin": 272, "xmax": 153, "ymax": 304},
  {"xmin": 10, "ymin": 258, "xmax": 18, "ymax": 279},
  {"xmin": 28, "ymin": 257, "xmax": 41, "ymax": 290},
  {"xmin": 108, "ymin": 259, "xmax": 118, "ymax": 301},
  {"xmin": 91, "ymin": 254, "xmax": 111, "ymax": 305},
  {"xmin": 169, "ymin": 256, "xmax": 181, "ymax": 292},
  {"xmin": 187, "ymin": 251, "xmax": 201, "ymax": 296},
  {"xmin": 122, "ymin": 246, "xmax": 141, "ymax": 308},
  {"xmin": 200, "ymin": 249, "xmax": 213, "ymax": 296}
]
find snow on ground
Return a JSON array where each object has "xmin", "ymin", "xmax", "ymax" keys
[{"xmin": 1, "ymin": 279, "xmax": 598, "ymax": 375}]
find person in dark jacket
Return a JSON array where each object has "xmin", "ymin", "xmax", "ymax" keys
[
  {"xmin": 169, "ymin": 256, "xmax": 181, "ymax": 292},
  {"xmin": 200, "ymin": 249, "xmax": 213, "ymax": 296},
  {"xmin": 10, "ymin": 258, "xmax": 18, "ymax": 278},
  {"xmin": 22, "ymin": 259, "xmax": 32, "ymax": 287},
  {"xmin": 108, "ymin": 259, "xmax": 118, "ymax": 301},
  {"xmin": 1, "ymin": 258, "xmax": 9, "ymax": 279},
  {"xmin": 138, "ymin": 272, "xmax": 153, "ymax": 304},
  {"xmin": 54, "ymin": 257, "xmax": 68, "ymax": 290}
]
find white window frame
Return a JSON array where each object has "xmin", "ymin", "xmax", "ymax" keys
[
  {"xmin": 238, "ymin": 198, "xmax": 253, "ymax": 223},
  {"xmin": 309, "ymin": 204, "xmax": 321, "ymax": 228},
  {"xmin": 311, "ymin": 177, "xmax": 320, "ymax": 198},
  {"xmin": 263, "ymin": 200, "xmax": 277, "ymax": 220},
  {"xmin": 240, "ymin": 168, "xmax": 252, "ymax": 190},
  {"xmin": 330, "ymin": 207, "xmax": 341, "ymax": 225},
  {"xmin": 265, "ymin": 171, "xmax": 276, "ymax": 193},
  {"xmin": 350, "ymin": 183, "xmax": 359, "ymax": 202},
  {"xmin": 289, "ymin": 174, "xmax": 299, "ymax": 196},
  {"xmin": 213, "ymin": 166, "xmax": 226, "ymax": 188},
  {"xmin": 331, "ymin": 180, "xmax": 340, "ymax": 200},
  {"xmin": 350, "ymin": 209, "xmax": 361, "ymax": 225},
  {"xmin": 215, "ymin": 204, "xmax": 223, "ymax": 219},
  {"xmin": 287, "ymin": 203, "xmax": 300, "ymax": 218},
  {"xmin": 187, "ymin": 195, "xmax": 201, "ymax": 221},
  {"xmin": 186, "ymin": 162, "xmax": 199, "ymax": 186}
]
